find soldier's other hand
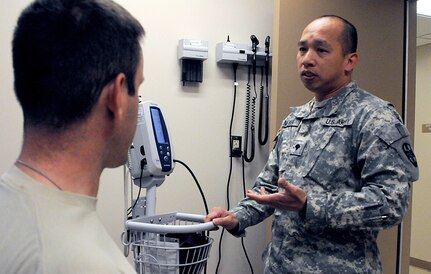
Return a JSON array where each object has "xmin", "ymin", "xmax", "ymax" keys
[{"xmin": 205, "ymin": 207, "xmax": 239, "ymax": 230}]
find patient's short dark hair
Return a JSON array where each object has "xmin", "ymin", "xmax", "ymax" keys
[{"xmin": 13, "ymin": 0, "xmax": 145, "ymax": 129}]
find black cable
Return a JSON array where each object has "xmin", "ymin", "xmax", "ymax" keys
[
  {"xmin": 216, "ymin": 63, "xmax": 238, "ymax": 274},
  {"xmin": 230, "ymin": 62, "xmax": 239, "ymax": 160},
  {"xmin": 241, "ymin": 238, "xmax": 254, "ymax": 274},
  {"xmin": 173, "ymin": 159, "xmax": 209, "ymax": 215},
  {"xmin": 127, "ymin": 168, "xmax": 143, "ymax": 216},
  {"xmin": 172, "ymin": 158, "xmax": 210, "ymax": 274},
  {"xmin": 127, "ymin": 159, "xmax": 210, "ymax": 219},
  {"xmin": 244, "ymin": 65, "xmax": 256, "ymax": 163},
  {"xmin": 258, "ymin": 65, "xmax": 269, "ymax": 146},
  {"xmin": 241, "ymin": 155, "xmax": 246, "ymax": 197},
  {"xmin": 226, "ymin": 63, "xmax": 238, "ymax": 210},
  {"xmin": 169, "ymin": 158, "xmax": 210, "ymax": 274},
  {"xmin": 216, "ymin": 228, "xmax": 226, "ymax": 274},
  {"xmin": 244, "ymin": 67, "xmax": 251, "ymax": 162},
  {"xmin": 241, "ymin": 155, "xmax": 254, "ymax": 274},
  {"xmin": 216, "ymin": 159, "xmax": 233, "ymax": 273}
]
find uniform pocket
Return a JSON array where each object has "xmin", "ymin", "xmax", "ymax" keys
[
  {"xmin": 304, "ymin": 118, "xmax": 355, "ymax": 190},
  {"xmin": 303, "ymin": 128, "xmax": 336, "ymax": 178}
]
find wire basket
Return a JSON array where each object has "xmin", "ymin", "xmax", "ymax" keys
[{"xmin": 123, "ymin": 212, "xmax": 216, "ymax": 274}]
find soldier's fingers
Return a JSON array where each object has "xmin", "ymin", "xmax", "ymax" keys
[
  {"xmin": 247, "ymin": 191, "xmax": 271, "ymax": 205},
  {"xmin": 205, "ymin": 207, "xmax": 227, "ymax": 222},
  {"xmin": 278, "ymin": 178, "xmax": 290, "ymax": 190}
]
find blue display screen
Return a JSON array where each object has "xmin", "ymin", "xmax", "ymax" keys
[{"xmin": 150, "ymin": 107, "xmax": 167, "ymax": 144}]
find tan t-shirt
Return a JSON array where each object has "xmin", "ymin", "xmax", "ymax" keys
[{"xmin": 0, "ymin": 165, "xmax": 136, "ymax": 274}]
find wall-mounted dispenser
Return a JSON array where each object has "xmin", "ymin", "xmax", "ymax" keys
[{"xmin": 178, "ymin": 39, "xmax": 208, "ymax": 85}]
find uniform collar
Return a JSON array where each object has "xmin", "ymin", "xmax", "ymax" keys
[{"xmin": 291, "ymin": 81, "xmax": 357, "ymax": 119}]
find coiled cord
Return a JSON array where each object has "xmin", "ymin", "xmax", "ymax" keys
[
  {"xmin": 244, "ymin": 65, "xmax": 256, "ymax": 163},
  {"xmin": 258, "ymin": 66, "xmax": 269, "ymax": 145}
]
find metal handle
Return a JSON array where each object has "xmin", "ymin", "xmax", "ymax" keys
[{"xmin": 125, "ymin": 212, "xmax": 217, "ymax": 234}]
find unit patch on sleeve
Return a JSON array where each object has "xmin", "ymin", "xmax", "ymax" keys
[{"xmin": 402, "ymin": 143, "xmax": 418, "ymax": 167}]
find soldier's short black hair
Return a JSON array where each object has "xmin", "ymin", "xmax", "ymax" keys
[{"xmin": 320, "ymin": 15, "xmax": 358, "ymax": 56}]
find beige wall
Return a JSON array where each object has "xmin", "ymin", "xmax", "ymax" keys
[
  {"xmin": 0, "ymin": 1, "xmax": 273, "ymax": 273},
  {"xmin": 272, "ymin": 1, "xmax": 412, "ymax": 273},
  {"xmin": 411, "ymin": 43, "xmax": 431, "ymax": 264}
]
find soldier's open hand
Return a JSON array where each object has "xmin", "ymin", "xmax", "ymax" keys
[{"xmin": 246, "ymin": 178, "xmax": 307, "ymax": 212}]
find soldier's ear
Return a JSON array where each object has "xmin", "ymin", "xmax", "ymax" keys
[{"xmin": 345, "ymin": 52, "xmax": 358, "ymax": 73}]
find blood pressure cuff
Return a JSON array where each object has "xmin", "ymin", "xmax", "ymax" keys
[{"xmin": 375, "ymin": 122, "xmax": 419, "ymax": 182}]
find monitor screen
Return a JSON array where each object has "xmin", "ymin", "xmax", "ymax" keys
[{"xmin": 150, "ymin": 107, "xmax": 167, "ymax": 144}]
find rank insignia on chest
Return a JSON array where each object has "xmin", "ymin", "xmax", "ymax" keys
[{"xmin": 290, "ymin": 139, "xmax": 306, "ymax": 156}]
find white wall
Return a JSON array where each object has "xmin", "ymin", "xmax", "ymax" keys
[
  {"xmin": 0, "ymin": 1, "xmax": 274, "ymax": 273},
  {"xmin": 411, "ymin": 43, "xmax": 431, "ymax": 264}
]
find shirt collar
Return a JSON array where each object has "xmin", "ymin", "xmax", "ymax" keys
[{"xmin": 291, "ymin": 81, "xmax": 357, "ymax": 119}]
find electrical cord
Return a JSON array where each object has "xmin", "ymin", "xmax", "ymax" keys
[
  {"xmin": 241, "ymin": 238, "xmax": 254, "ymax": 274},
  {"xmin": 258, "ymin": 65, "xmax": 269, "ymax": 146},
  {"xmin": 128, "ymin": 159, "xmax": 210, "ymax": 272},
  {"xmin": 241, "ymin": 156, "xmax": 255, "ymax": 274},
  {"xmin": 126, "ymin": 160, "xmax": 209, "ymax": 216},
  {"xmin": 216, "ymin": 63, "xmax": 254, "ymax": 274},
  {"xmin": 173, "ymin": 159, "xmax": 209, "ymax": 216},
  {"xmin": 216, "ymin": 62, "xmax": 238, "ymax": 274},
  {"xmin": 172, "ymin": 158, "xmax": 211, "ymax": 274},
  {"xmin": 127, "ymin": 168, "xmax": 143, "ymax": 216}
]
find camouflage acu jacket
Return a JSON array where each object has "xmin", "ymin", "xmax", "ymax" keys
[{"xmin": 231, "ymin": 81, "xmax": 419, "ymax": 274}]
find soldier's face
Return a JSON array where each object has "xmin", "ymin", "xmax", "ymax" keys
[{"xmin": 297, "ymin": 18, "xmax": 353, "ymax": 100}]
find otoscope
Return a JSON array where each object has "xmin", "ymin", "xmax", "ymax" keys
[
  {"xmin": 250, "ymin": 34, "xmax": 259, "ymax": 85},
  {"xmin": 264, "ymin": 36, "xmax": 270, "ymax": 86},
  {"xmin": 258, "ymin": 35, "xmax": 270, "ymax": 146}
]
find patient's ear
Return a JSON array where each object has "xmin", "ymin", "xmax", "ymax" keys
[{"xmin": 105, "ymin": 73, "xmax": 128, "ymax": 119}]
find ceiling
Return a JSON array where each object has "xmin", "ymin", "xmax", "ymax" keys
[{"xmin": 417, "ymin": 14, "xmax": 431, "ymax": 46}]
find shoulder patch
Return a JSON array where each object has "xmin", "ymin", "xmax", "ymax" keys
[{"xmin": 402, "ymin": 143, "xmax": 418, "ymax": 167}]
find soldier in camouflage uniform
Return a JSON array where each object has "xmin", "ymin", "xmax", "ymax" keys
[{"xmin": 206, "ymin": 15, "xmax": 419, "ymax": 274}]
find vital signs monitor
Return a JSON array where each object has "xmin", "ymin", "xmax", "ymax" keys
[{"xmin": 128, "ymin": 100, "xmax": 174, "ymax": 188}]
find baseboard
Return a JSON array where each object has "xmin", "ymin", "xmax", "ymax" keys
[{"xmin": 410, "ymin": 257, "xmax": 431, "ymax": 271}]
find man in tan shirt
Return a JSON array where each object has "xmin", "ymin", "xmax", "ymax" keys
[{"xmin": 0, "ymin": 0, "xmax": 145, "ymax": 272}]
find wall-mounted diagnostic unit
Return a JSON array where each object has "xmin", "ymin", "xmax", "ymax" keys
[
  {"xmin": 216, "ymin": 40, "xmax": 269, "ymax": 65},
  {"xmin": 216, "ymin": 35, "xmax": 272, "ymax": 163}
]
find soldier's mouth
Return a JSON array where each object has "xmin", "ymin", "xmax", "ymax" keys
[{"xmin": 301, "ymin": 70, "xmax": 317, "ymax": 80}]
